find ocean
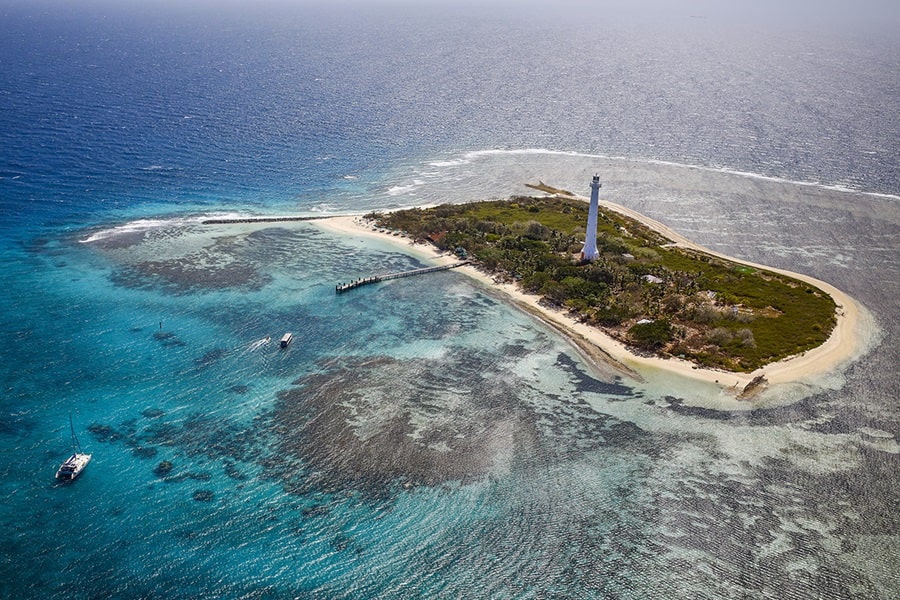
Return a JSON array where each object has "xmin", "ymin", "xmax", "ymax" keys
[{"xmin": 1, "ymin": 1, "xmax": 898, "ymax": 598}]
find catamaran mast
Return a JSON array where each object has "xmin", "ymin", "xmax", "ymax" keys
[{"xmin": 69, "ymin": 414, "xmax": 83, "ymax": 454}]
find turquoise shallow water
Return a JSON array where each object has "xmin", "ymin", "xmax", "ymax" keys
[
  {"xmin": 4, "ymin": 153, "xmax": 898, "ymax": 599},
  {"xmin": 2, "ymin": 1, "xmax": 899, "ymax": 598},
  {"xmin": 2, "ymin": 203, "xmax": 647, "ymax": 597}
]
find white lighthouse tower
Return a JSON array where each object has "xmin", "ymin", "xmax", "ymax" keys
[{"xmin": 580, "ymin": 174, "xmax": 602, "ymax": 261}]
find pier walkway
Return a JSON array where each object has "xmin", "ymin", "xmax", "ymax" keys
[{"xmin": 336, "ymin": 262, "xmax": 469, "ymax": 294}]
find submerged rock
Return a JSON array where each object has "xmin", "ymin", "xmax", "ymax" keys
[
  {"xmin": 194, "ymin": 348, "xmax": 229, "ymax": 368},
  {"xmin": 153, "ymin": 460, "xmax": 174, "ymax": 476},
  {"xmin": 152, "ymin": 331, "xmax": 187, "ymax": 347},
  {"xmin": 132, "ymin": 446, "xmax": 158, "ymax": 459},
  {"xmin": 88, "ymin": 423, "xmax": 121, "ymax": 442},
  {"xmin": 192, "ymin": 489, "xmax": 214, "ymax": 502}
]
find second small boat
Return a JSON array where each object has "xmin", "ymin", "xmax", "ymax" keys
[{"xmin": 280, "ymin": 332, "xmax": 293, "ymax": 348}]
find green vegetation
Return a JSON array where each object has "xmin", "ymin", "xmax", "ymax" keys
[{"xmin": 366, "ymin": 195, "xmax": 837, "ymax": 372}]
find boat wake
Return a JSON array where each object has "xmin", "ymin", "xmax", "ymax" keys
[{"xmin": 247, "ymin": 336, "xmax": 271, "ymax": 352}]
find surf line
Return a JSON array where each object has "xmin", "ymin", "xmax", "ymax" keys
[{"xmin": 200, "ymin": 215, "xmax": 329, "ymax": 225}]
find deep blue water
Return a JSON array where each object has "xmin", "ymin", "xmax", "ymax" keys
[{"xmin": 2, "ymin": 2, "xmax": 899, "ymax": 598}]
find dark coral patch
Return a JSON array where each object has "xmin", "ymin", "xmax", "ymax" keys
[
  {"xmin": 266, "ymin": 349, "xmax": 651, "ymax": 498},
  {"xmin": 194, "ymin": 348, "xmax": 229, "ymax": 367},
  {"xmin": 132, "ymin": 446, "xmax": 158, "ymax": 459},
  {"xmin": 192, "ymin": 489, "xmax": 214, "ymax": 502},
  {"xmin": 154, "ymin": 460, "xmax": 174, "ymax": 476},
  {"xmin": 270, "ymin": 354, "xmax": 541, "ymax": 496},
  {"xmin": 152, "ymin": 331, "xmax": 187, "ymax": 347}
]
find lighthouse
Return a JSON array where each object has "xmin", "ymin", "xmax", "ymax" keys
[{"xmin": 580, "ymin": 174, "xmax": 602, "ymax": 261}]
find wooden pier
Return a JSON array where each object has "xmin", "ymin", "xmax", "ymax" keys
[{"xmin": 335, "ymin": 262, "xmax": 469, "ymax": 294}]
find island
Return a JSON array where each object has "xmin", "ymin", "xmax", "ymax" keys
[{"xmin": 312, "ymin": 184, "xmax": 864, "ymax": 401}]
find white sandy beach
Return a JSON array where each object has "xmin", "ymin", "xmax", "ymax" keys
[{"xmin": 312, "ymin": 203, "xmax": 870, "ymax": 404}]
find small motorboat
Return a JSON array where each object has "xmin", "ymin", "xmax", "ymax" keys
[{"xmin": 280, "ymin": 332, "xmax": 293, "ymax": 348}]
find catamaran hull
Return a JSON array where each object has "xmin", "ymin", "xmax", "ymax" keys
[{"xmin": 56, "ymin": 453, "xmax": 92, "ymax": 480}]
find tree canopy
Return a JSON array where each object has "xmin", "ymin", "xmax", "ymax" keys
[{"xmin": 367, "ymin": 195, "xmax": 837, "ymax": 372}]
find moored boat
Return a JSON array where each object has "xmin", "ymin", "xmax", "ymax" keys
[
  {"xmin": 280, "ymin": 332, "xmax": 293, "ymax": 348},
  {"xmin": 56, "ymin": 452, "xmax": 92, "ymax": 481},
  {"xmin": 56, "ymin": 415, "xmax": 91, "ymax": 481}
]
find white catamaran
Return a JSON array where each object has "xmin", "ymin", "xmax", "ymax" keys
[{"xmin": 56, "ymin": 415, "xmax": 92, "ymax": 481}]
